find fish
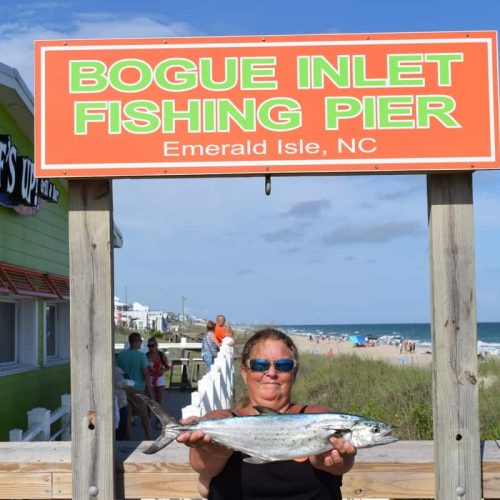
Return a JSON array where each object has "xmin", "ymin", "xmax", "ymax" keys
[{"xmin": 137, "ymin": 394, "xmax": 398, "ymax": 462}]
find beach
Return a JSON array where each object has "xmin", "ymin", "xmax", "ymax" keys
[{"xmin": 290, "ymin": 333, "xmax": 434, "ymax": 367}]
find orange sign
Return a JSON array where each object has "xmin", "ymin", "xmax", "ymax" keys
[{"xmin": 35, "ymin": 31, "xmax": 499, "ymax": 178}]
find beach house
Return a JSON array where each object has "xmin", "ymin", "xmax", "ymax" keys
[
  {"xmin": 0, "ymin": 62, "xmax": 123, "ymax": 440},
  {"xmin": 0, "ymin": 62, "xmax": 71, "ymax": 440},
  {"xmin": 114, "ymin": 297, "xmax": 169, "ymax": 333}
]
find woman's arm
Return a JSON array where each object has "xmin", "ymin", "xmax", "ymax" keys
[{"xmin": 160, "ymin": 351, "xmax": 170, "ymax": 370}]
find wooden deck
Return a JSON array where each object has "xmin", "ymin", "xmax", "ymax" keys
[{"xmin": 0, "ymin": 440, "xmax": 499, "ymax": 499}]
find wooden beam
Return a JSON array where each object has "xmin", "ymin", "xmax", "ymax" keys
[
  {"xmin": 68, "ymin": 180, "xmax": 115, "ymax": 500},
  {"xmin": 427, "ymin": 173, "xmax": 481, "ymax": 500},
  {"xmin": 1, "ymin": 441, "xmax": 500, "ymax": 498}
]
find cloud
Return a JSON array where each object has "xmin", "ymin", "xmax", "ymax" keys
[
  {"xmin": 0, "ymin": 11, "xmax": 196, "ymax": 90},
  {"xmin": 321, "ymin": 221, "xmax": 423, "ymax": 245},
  {"xmin": 71, "ymin": 13, "xmax": 194, "ymax": 39},
  {"xmin": 282, "ymin": 246, "xmax": 302, "ymax": 254},
  {"xmin": 262, "ymin": 226, "xmax": 301, "ymax": 243},
  {"xmin": 378, "ymin": 185, "xmax": 420, "ymax": 201},
  {"xmin": 282, "ymin": 199, "xmax": 331, "ymax": 218}
]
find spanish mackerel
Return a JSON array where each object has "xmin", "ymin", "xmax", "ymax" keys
[{"xmin": 138, "ymin": 395, "xmax": 397, "ymax": 462}]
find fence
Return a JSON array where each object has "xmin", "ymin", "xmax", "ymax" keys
[
  {"xmin": 181, "ymin": 337, "xmax": 235, "ymax": 418},
  {"xmin": 9, "ymin": 393, "xmax": 71, "ymax": 442}
]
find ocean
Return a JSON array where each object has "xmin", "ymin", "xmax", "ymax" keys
[{"xmin": 276, "ymin": 322, "xmax": 500, "ymax": 356}]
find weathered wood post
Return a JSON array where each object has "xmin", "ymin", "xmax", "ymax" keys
[
  {"xmin": 69, "ymin": 179, "xmax": 115, "ymax": 500},
  {"xmin": 427, "ymin": 173, "xmax": 481, "ymax": 500}
]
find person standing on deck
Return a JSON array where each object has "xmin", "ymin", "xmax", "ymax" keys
[
  {"xmin": 117, "ymin": 332, "xmax": 153, "ymax": 440},
  {"xmin": 202, "ymin": 320, "xmax": 219, "ymax": 368},
  {"xmin": 147, "ymin": 336, "xmax": 171, "ymax": 428},
  {"xmin": 214, "ymin": 314, "xmax": 233, "ymax": 347}
]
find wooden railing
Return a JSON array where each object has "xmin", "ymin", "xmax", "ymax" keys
[{"xmin": 0, "ymin": 441, "xmax": 498, "ymax": 499}]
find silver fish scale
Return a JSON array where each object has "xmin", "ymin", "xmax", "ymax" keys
[{"xmin": 185, "ymin": 413, "xmax": 359, "ymax": 462}]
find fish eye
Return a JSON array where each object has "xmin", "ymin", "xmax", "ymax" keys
[{"xmin": 372, "ymin": 426, "xmax": 380, "ymax": 433}]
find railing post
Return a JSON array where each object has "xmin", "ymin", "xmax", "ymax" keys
[
  {"xmin": 190, "ymin": 391, "xmax": 200, "ymax": 407},
  {"xmin": 198, "ymin": 375, "xmax": 214, "ymax": 414},
  {"xmin": 9, "ymin": 428, "xmax": 23, "ymax": 441},
  {"xmin": 216, "ymin": 354, "xmax": 229, "ymax": 408},
  {"xmin": 61, "ymin": 393, "xmax": 71, "ymax": 440},
  {"xmin": 211, "ymin": 369, "xmax": 222, "ymax": 409},
  {"xmin": 182, "ymin": 405, "xmax": 202, "ymax": 419},
  {"xmin": 220, "ymin": 337, "xmax": 235, "ymax": 408},
  {"xmin": 28, "ymin": 407, "xmax": 51, "ymax": 440}
]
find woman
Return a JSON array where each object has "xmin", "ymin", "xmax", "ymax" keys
[
  {"xmin": 146, "ymin": 336, "xmax": 170, "ymax": 426},
  {"xmin": 113, "ymin": 364, "xmax": 129, "ymax": 441},
  {"xmin": 177, "ymin": 328, "xmax": 357, "ymax": 499},
  {"xmin": 201, "ymin": 320, "xmax": 219, "ymax": 369}
]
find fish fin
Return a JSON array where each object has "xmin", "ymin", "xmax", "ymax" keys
[
  {"xmin": 332, "ymin": 429, "xmax": 351, "ymax": 439},
  {"xmin": 318, "ymin": 420, "xmax": 359, "ymax": 432},
  {"xmin": 293, "ymin": 457, "xmax": 309, "ymax": 462},
  {"xmin": 243, "ymin": 456, "xmax": 270, "ymax": 464},
  {"xmin": 253, "ymin": 405, "xmax": 281, "ymax": 415},
  {"xmin": 143, "ymin": 433, "xmax": 178, "ymax": 454}
]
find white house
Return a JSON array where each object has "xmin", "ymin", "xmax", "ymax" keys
[{"xmin": 114, "ymin": 298, "xmax": 168, "ymax": 333}]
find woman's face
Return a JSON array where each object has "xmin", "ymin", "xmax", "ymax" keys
[{"xmin": 241, "ymin": 339, "xmax": 297, "ymax": 410}]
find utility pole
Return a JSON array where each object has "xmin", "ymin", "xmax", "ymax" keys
[{"xmin": 181, "ymin": 296, "xmax": 187, "ymax": 323}]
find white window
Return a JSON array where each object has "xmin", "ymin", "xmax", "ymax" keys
[
  {"xmin": 0, "ymin": 298, "xmax": 37, "ymax": 375},
  {"xmin": 43, "ymin": 302, "xmax": 69, "ymax": 365}
]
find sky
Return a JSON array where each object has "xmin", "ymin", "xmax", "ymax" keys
[{"xmin": 2, "ymin": 0, "xmax": 500, "ymax": 325}]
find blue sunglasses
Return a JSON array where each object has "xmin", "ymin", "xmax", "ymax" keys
[{"xmin": 246, "ymin": 358, "xmax": 297, "ymax": 372}]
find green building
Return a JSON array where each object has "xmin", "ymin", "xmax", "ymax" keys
[{"xmin": 0, "ymin": 63, "xmax": 70, "ymax": 441}]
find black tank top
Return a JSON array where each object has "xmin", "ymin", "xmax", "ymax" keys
[{"xmin": 207, "ymin": 406, "xmax": 343, "ymax": 500}]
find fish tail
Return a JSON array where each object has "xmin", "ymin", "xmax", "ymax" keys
[
  {"xmin": 132, "ymin": 393, "xmax": 180, "ymax": 454},
  {"xmin": 143, "ymin": 429, "xmax": 178, "ymax": 454}
]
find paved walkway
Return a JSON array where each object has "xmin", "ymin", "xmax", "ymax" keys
[{"xmin": 130, "ymin": 388, "xmax": 193, "ymax": 442}]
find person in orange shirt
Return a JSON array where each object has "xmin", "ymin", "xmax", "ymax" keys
[{"xmin": 213, "ymin": 314, "xmax": 233, "ymax": 346}]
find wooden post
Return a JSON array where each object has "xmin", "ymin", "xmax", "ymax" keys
[
  {"xmin": 427, "ymin": 173, "xmax": 481, "ymax": 500},
  {"xmin": 69, "ymin": 180, "xmax": 115, "ymax": 500}
]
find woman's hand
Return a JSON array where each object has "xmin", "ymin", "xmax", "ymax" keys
[
  {"xmin": 177, "ymin": 415, "xmax": 233, "ymax": 454},
  {"xmin": 177, "ymin": 414, "xmax": 234, "ymax": 481},
  {"xmin": 177, "ymin": 426, "xmax": 212, "ymax": 448},
  {"xmin": 309, "ymin": 436, "xmax": 357, "ymax": 475}
]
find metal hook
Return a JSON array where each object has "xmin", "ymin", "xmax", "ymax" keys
[{"xmin": 265, "ymin": 175, "xmax": 271, "ymax": 196}]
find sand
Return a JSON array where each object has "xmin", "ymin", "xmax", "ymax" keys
[{"xmin": 290, "ymin": 334, "xmax": 433, "ymax": 368}]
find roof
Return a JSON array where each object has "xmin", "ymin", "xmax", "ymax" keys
[{"xmin": 0, "ymin": 62, "xmax": 34, "ymax": 142}]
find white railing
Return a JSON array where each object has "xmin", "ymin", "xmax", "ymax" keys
[
  {"xmin": 9, "ymin": 393, "xmax": 71, "ymax": 442},
  {"xmin": 182, "ymin": 337, "xmax": 235, "ymax": 418},
  {"xmin": 115, "ymin": 339, "xmax": 202, "ymax": 352}
]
